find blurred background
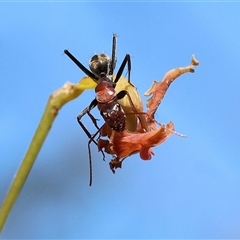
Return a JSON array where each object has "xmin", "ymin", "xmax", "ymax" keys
[{"xmin": 1, "ymin": 2, "xmax": 240, "ymax": 238}]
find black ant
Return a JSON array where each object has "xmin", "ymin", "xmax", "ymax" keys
[{"xmin": 64, "ymin": 34, "xmax": 141, "ymax": 185}]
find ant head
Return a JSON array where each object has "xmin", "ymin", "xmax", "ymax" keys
[{"xmin": 89, "ymin": 54, "xmax": 111, "ymax": 77}]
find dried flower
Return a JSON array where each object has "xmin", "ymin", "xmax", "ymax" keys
[{"xmin": 98, "ymin": 55, "xmax": 199, "ymax": 172}]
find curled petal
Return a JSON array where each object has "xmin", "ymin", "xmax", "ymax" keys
[
  {"xmin": 97, "ymin": 56, "xmax": 199, "ymax": 172},
  {"xmin": 145, "ymin": 55, "xmax": 199, "ymax": 118},
  {"xmin": 110, "ymin": 122, "xmax": 174, "ymax": 160},
  {"xmin": 140, "ymin": 147, "xmax": 155, "ymax": 160}
]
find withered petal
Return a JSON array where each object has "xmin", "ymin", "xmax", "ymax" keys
[{"xmin": 110, "ymin": 121, "xmax": 174, "ymax": 160}]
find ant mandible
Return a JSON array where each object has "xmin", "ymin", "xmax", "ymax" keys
[{"xmin": 64, "ymin": 34, "xmax": 140, "ymax": 185}]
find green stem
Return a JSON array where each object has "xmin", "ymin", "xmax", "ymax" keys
[
  {"xmin": 0, "ymin": 79, "xmax": 96, "ymax": 232},
  {"xmin": 0, "ymin": 100, "xmax": 55, "ymax": 231}
]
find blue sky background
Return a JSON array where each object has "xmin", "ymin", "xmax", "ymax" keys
[{"xmin": 1, "ymin": 2, "xmax": 240, "ymax": 239}]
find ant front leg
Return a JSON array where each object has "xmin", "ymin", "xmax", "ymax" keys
[
  {"xmin": 114, "ymin": 54, "xmax": 133, "ymax": 86},
  {"xmin": 64, "ymin": 49, "xmax": 98, "ymax": 81},
  {"xmin": 77, "ymin": 98, "xmax": 105, "ymax": 152},
  {"xmin": 77, "ymin": 99, "xmax": 105, "ymax": 186},
  {"xmin": 87, "ymin": 127, "xmax": 104, "ymax": 186},
  {"xmin": 76, "ymin": 98, "xmax": 98, "ymax": 143}
]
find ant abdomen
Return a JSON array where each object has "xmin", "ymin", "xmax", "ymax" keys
[{"xmin": 99, "ymin": 100, "xmax": 126, "ymax": 132}]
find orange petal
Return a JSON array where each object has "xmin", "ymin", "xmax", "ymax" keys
[
  {"xmin": 110, "ymin": 122, "xmax": 174, "ymax": 160},
  {"xmin": 145, "ymin": 56, "xmax": 199, "ymax": 118}
]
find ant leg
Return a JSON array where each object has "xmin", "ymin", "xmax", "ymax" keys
[
  {"xmin": 87, "ymin": 111, "xmax": 106, "ymax": 158},
  {"xmin": 87, "ymin": 128, "xmax": 101, "ymax": 186},
  {"xmin": 114, "ymin": 54, "xmax": 133, "ymax": 86},
  {"xmin": 77, "ymin": 101, "xmax": 105, "ymax": 186},
  {"xmin": 87, "ymin": 111, "xmax": 100, "ymax": 131},
  {"xmin": 77, "ymin": 99, "xmax": 99, "ymax": 145},
  {"xmin": 87, "ymin": 125, "xmax": 107, "ymax": 186},
  {"xmin": 77, "ymin": 99, "xmax": 106, "ymax": 157},
  {"xmin": 127, "ymin": 55, "xmax": 131, "ymax": 85},
  {"xmin": 64, "ymin": 50, "xmax": 98, "ymax": 81},
  {"xmin": 88, "ymin": 139, "xmax": 93, "ymax": 186},
  {"xmin": 117, "ymin": 90, "xmax": 140, "ymax": 114},
  {"xmin": 78, "ymin": 117, "xmax": 107, "ymax": 165},
  {"xmin": 77, "ymin": 111, "xmax": 98, "ymax": 187},
  {"xmin": 88, "ymin": 125, "xmax": 106, "ymax": 162},
  {"xmin": 109, "ymin": 34, "xmax": 117, "ymax": 75}
]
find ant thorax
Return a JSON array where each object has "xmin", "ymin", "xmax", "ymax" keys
[
  {"xmin": 95, "ymin": 74, "xmax": 117, "ymax": 103},
  {"xmin": 89, "ymin": 53, "xmax": 113, "ymax": 78}
]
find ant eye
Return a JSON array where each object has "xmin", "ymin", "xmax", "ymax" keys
[{"xmin": 90, "ymin": 55, "xmax": 99, "ymax": 61}]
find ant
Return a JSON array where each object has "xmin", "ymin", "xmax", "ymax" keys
[{"xmin": 64, "ymin": 34, "xmax": 141, "ymax": 185}]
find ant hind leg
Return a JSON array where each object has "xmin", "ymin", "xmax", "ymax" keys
[{"xmin": 114, "ymin": 54, "xmax": 134, "ymax": 87}]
